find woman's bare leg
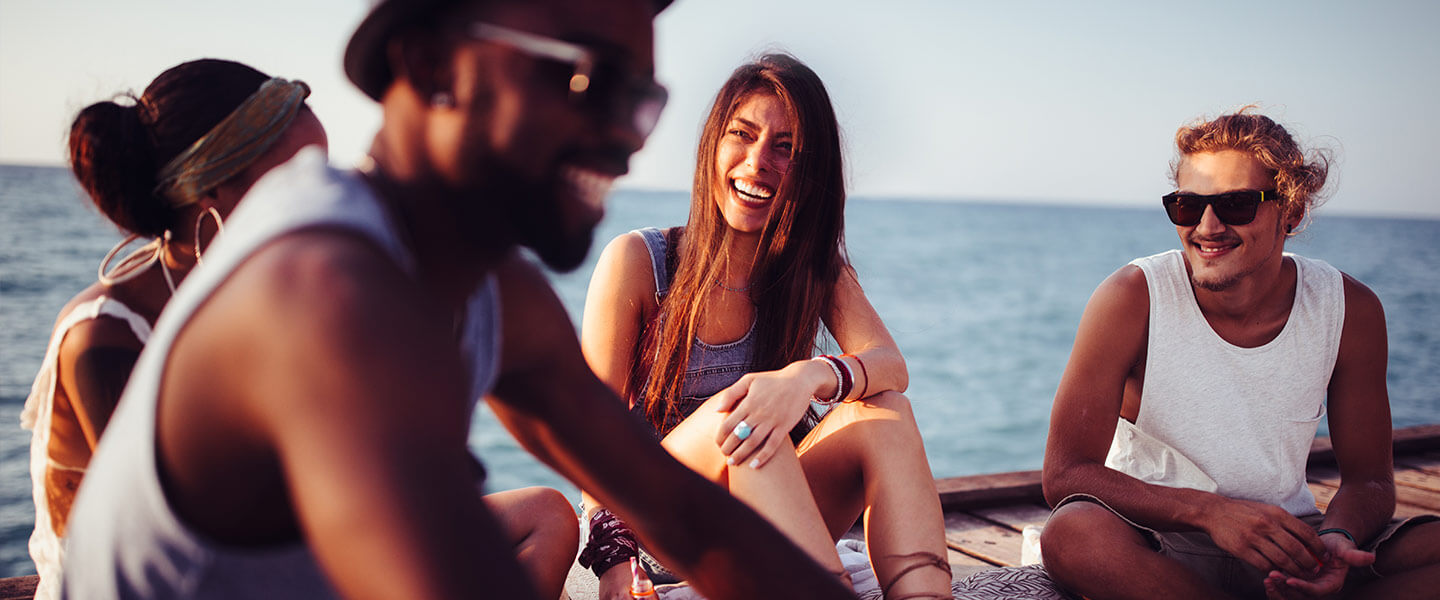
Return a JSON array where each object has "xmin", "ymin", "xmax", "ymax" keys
[
  {"xmin": 662, "ymin": 394, "xmax": 850, "ymax": 586},
  {"xmin": 485, "ymin": 486, "xmax": 580, "ymax": 600},
  {"xmin": 799, "ymin": 392, "xmax": 952, "ymax": 599}
]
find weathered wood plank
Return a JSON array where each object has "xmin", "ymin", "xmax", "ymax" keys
[
  {"xmin": 0, "ymin": 575, "xmax": 36, "ymax": 600},
  {"xmin": 948, "ymin": 549, "xmax": 998, "ymax": 581},
  {"xmin": 1308, "ymin": 424, "xmax": 1440, "ymax": 466},
  {"xmin": 1310, "ymin": 465, "xmax": 1440, "ymax": 513},
  {"xmin": 943, "ymin": 512, "xmax": 1022, "ymax": 567},
  {"xmin": 947, "ymin": 547, "xmax": 993, "ymax": 569},
  {"xmin": 1393, "ymin": 462, "xmax": 1440, "ymax": 494},
  {"xmin": 1398, "ymin": 454, "xmax": 1440, "ymax": 478},
  {"xmin": 970, "ymin": 503, "xmax": 1052, "ymax": 532},
  {"xmin": 936, "ymin": 470, "xmax": 1043, "ymax": 511},
  {"xmin": 1308, "ymin": 478, "xmax": 1434, "ymax": 519}
]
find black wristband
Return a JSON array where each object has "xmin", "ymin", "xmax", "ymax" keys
[{"xmin": 1317, "ymin": 527, "xmax": 1357, "ymax": 546}]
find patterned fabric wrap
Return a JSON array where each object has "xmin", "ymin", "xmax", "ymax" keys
[
  {"xmin": 154, "ymin": 78, "xmax": 310, "ymax": 207},
  {"xmin": 577, "ymin": 508, "xmax": 638, "ymax": 577},
  {"xmin": 949, "ymin": 565, "xmax": 1078, "ymax": 600}
]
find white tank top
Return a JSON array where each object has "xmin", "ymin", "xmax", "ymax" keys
[
  {"xmin": 23, "ymin": 296, "xmax": 151, "ymax": 600},
  {"xmin": 62, "ymin": 147, "xmax": 501, "ymax": 599},
  {"xmin": 1116, "ymin": 249, "xmax": 1343, "ymax": 516}
]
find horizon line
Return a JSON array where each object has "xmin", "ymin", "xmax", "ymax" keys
[{"xmin": 4, "ymin": 162, "xmax": 1436, "ymax": 222}]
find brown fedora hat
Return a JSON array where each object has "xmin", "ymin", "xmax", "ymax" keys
[{"xmin": 343, "ymin": 0, "xmax": 457, "ymax": 101}]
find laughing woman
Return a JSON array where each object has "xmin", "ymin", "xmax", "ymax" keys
[{"xmin": 578, "ymin": 53, "xmax": 952, "ymax": 599}]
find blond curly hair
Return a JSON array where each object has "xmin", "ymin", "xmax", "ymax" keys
[{"xmin": 1169, "ymin": 106, "xmax": 1332, "ymax": 227}]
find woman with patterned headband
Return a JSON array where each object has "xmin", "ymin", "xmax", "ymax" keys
[{"xmin": 20, "ymin": 58, "xmax": 326, "ymax": 600}]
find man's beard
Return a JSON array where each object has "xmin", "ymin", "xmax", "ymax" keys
[{"xmin": 492, "ymin": 166, "xmax": 597, "ymax": 273}]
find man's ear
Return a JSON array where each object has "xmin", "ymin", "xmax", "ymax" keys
[
  {"xmin": 386, "ymin": 32, "xmax": 454, "ymax": 102},
  {"xmin": 1284, "ymin": 203, "xmax": 1307, "ymax": 236}
]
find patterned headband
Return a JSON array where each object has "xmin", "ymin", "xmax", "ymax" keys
[{"xmin": 154, "ymin": 78, "xmax": 310, "ymax": 206}]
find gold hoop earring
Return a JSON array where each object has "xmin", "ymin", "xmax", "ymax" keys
[
  {"xmin": 194, "ymin": 206, "xmax": 225, "ymax": 265},
  {"xmin": 98, "ymin": 231, "xmax": 177, "ymax": 293}
]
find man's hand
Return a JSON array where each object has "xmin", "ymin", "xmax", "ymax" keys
[
  {"xmin": 1263, "ymin": 531, "xmax": 1374, "ymax": 598},
  {"xmin": 1201, "ymin": 498, "xmax": 1328, "ymax": 577}
]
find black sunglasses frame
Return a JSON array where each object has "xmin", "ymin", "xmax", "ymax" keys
[
  {"xmin": 467, "ymin": 22, "xmax": 669, "ymax": 138},
  {"xmin": 1161, "ymin": 189, "xmax": 1281, "ymax": 227}
]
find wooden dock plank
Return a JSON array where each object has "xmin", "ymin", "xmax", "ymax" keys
[
  {"xmin": 1397, "ymin": 454, "xmax": 1440, "ymax": 478},
  {"xmin": 1309, "ymin": 477, "xmax": 1435, "ymax": 519},
  {"xmin": 1310, "ymin": 465, "xmax": 1440, "ymax": 513},
  {"xmin": 1418, "ymin": 452, "xmax": 1440, "ymax": 473},
  {"xmin": 943, "ymin": 512, "xmax": 1023, "ymax": 567},
  {"xmin": 936, "ymin": 470, "xmax": 1043, "ymax": 510},
  {"xmin": 948, "ymin": 549, "xmax": 998, "ymax": 581},
  {"xmin": 970, "ymin": 503, "xmax": 1052, "ymax": 532},
  {"xmin": 1307, "ymin": 424, "xmax": 1440, "ymax": 466},
  {"xmin": 1394, "ymin": 462, "xmax": 1440, "ymax": 494},
  {"xmin": 0, "ymin": 576, "xmax": 35, "ymax": 600}
]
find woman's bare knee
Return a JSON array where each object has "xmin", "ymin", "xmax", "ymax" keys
[
  {"xmin": 661, "ymin": 395, "xmax": 740, "ymax": 479},
  {"xmin": 488, "ymin": 486, "xmax": 577, "ymax": 545}
]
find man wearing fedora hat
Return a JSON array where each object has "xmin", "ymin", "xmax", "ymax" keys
[{"xmin": 61, "ymin": 0, "xmax": 855, "ymax": 598}]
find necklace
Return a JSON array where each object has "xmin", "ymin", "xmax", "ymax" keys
[{"xmin": 715, "ymin": 279, "xmax": 750, "ymax": 293}]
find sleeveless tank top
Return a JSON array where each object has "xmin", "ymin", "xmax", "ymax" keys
[
  {"xmin": 23, "ymin": 296, "xmax": 151, "ymax": 600},
  {"xmin": 628, "ymin": 227, "xmax": 757, "ymax": 436},
  {"xmin": 62, "ymin": 147, "xmax": 501, "ymax": 599},
  {"xmin": 1118, "ymin": 249, "xmax": 1343, "ymax": 516},
  {"xmin": 626, "ymin": 227, "xmax": 822, "ymax": 440}
]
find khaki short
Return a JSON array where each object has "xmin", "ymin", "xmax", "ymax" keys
[{"xmin": 1051, "ymin": 493, "xmax": 1438, "ymax": 599}]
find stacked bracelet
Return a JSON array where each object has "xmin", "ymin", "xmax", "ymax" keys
[
  {"xmin": 578, "ymin": 508, "xmax": 638, "ymax": 577},
  {"xmin": 841, "ymin": 353, "xmax": 868, "ymax": 400},
  {"xmin": 814, "ymin": 355, "xmax": 853, "ymax": 404},
  {"xmin": 813, "ymin": 356, "xmax": 842, "ymax": 405}
]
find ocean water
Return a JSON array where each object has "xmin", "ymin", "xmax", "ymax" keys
[{"xmin": 2, "ymin": 164, "xmax": 1439, "ymax": 577}]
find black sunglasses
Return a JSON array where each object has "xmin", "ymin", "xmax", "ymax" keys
[
  {"xmin": 467, "ymin": 22, "xmax": 668, "ymax": 138},
  {"xmin": 1161, "ymin": 189, "xmax": 1280, "ymax": 226}
]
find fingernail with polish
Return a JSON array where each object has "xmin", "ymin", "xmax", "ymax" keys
[
  {"xmin": 749, "ymin": 459, "xmax": 760, "ymax": 469},
  {"xmin": 726, "ymin": 457, "xmax": 735, "ymax": 466}
]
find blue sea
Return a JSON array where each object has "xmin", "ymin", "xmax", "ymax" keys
[{"xmin": 2, "ymin": 164, "xmax": 1438, "ymax": 577}]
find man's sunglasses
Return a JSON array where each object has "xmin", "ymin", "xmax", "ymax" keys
[
  {"xmin": 468, "ymin": 22, "xmax": 669, "ymax": 139},
  {"xmin": 1161, "ymin": 189, "xmax": 1280, "ymax": 226}
]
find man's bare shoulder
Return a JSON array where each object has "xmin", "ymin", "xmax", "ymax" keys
[
  {"xmin": 228, "ymin": 228, "xmax": 427, "ymax": 333},
  {"xmin": 1065, "ymin": 263, "xmax": 1151, "ymax": 386},
  {"xmin": 1333, "ymin": 270, "xmax": 1387, "ymax": 373},
  {"xmin": 1339, "ymin": 271, "xmax": 1385, "ymax": 323},
  {"xmin": 188, "ymin": 226, "xmax": 455, "ymax": 397},
  {"xmin": 1087, "ymin": 263, "xmax": 1150, "ymax": 318}
]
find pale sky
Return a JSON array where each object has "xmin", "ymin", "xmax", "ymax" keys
[{"xmin": 3, "ymin": 0, "xmax": 1438, "ymax": 218}]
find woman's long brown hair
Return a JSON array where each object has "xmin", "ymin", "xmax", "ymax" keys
[{"xmin": 631, "ymin": 53, "xmax": 848, "ymax": 433}]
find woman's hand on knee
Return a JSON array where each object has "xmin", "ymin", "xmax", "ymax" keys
[{"xmin": 712, "ymin": 364, "xmax": 821, "ymax": 468}]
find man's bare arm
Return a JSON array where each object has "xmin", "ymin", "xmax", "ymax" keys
[
  {"xmin": 1322, "ymin": 274, "xmax": 1396, "ymax": 541},
  {"xmin": 487, "ymin": 254, "xmax": 854, "ymax": 599}
]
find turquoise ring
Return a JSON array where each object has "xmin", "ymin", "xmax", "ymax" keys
[{"xmin": 733, "ymin": 420, "xmax": 753, "ymax": 441}]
